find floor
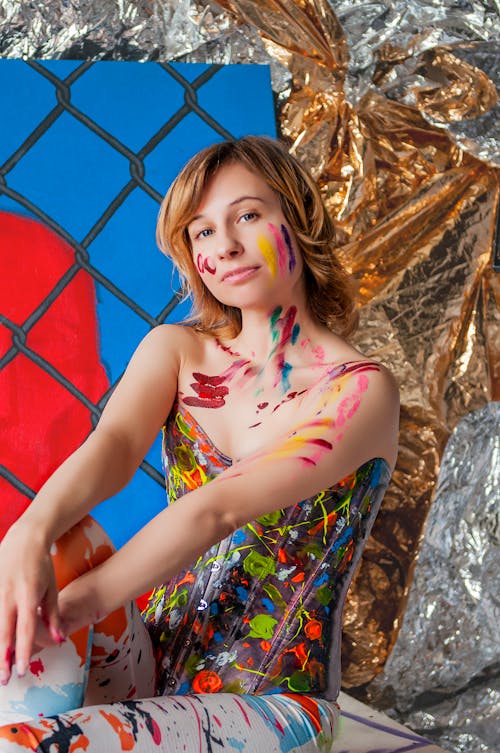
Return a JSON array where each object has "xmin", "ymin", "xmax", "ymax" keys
[{"xmin": 336, "ymin": 692, "xmax": 449, "ymax": 753}]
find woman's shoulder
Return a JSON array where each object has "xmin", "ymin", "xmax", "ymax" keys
[
  {"xmin": 320, "ymin": 336, "xmax": 398, "ymax": 389},
  {"xmin": 139, "ymin": 323, "xmax": 209, "ymax": 354}
]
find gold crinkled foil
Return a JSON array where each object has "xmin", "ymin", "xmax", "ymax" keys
[
  {"xmin": 1, "ymin": 1, "xmax": 499, "ymax": 750},
  {"xmin": 215, "ymin": 3, "xmax": 499, "ymax": 697}
]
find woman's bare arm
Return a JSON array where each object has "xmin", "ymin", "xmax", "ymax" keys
[
  {"xmin": 58, "ymin": 364, "xmax": 399, "ymax": 632},
  {"xmin": 0, "ymin": 324, "xmax": 184, "ymax": 682}
]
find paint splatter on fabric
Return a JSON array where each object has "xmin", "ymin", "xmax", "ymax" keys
[
  {"xmin": 143, "ymin": 398, "xmax": 391, "ymax": 700},
  {"xmin": 0, "ymin": 693, "xmax": 339, "ymax": 752}
]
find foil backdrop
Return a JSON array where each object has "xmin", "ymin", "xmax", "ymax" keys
[
  {"xmin": 1, "ymin": 1, "xmax": 499, "ymax": 751},
  {"xmin": 369, "ymin": 403, "xmax": 500, "ymax": 753}
]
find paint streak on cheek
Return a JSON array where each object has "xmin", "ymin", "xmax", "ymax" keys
[
  {"xmin": 281, "ymin": 224, "xmax": 296, "ymax": 273},
  {"xmin": 257, "ymin": 235, "xmax": 277, "ymax": 278},
  {"xmin": 196, "ymin": 253, "xmax": 216, "ymax": 275},
  {"xmin": 268, "ymin": 223, "xmax": 289, "ymax": 278}
]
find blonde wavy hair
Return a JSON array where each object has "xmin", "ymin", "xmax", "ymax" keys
[{"xmin": 157, "ymin": 136, "xmax": 358, "ymax": 338}]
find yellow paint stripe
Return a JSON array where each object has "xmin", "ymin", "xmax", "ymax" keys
[{"xmin": 257, "ymin": 235, "xmax": 277, "ymax": 278}]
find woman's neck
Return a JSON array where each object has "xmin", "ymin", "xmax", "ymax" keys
[{"xmin": 223, "ymin": 301, "xmax": 329, "ymax": 373}]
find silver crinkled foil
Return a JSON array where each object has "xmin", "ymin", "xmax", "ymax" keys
[{"xmin": 369, "ymin": 402, "xmax": 500, "ymax": 751}]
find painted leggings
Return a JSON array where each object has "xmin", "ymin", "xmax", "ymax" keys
[{"xmin": 0, "ymin": 517, "xmax": 338, "ymax": 752}]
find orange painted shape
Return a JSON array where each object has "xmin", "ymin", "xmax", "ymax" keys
[{"xmin": 100, "ymin": 711, "xmax": 135, "ymax": 751}]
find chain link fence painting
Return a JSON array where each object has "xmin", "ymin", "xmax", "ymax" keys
[{"xmin": 0, "ymin": 59, "xmax": 276, "ymax": 546}]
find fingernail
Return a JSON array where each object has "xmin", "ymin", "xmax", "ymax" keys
[
  {"xmin": 16, "ymin": 661, "xmax": 27, "ymax": 678},
  {"xmin": 54, "ymin": 630, "xmax": 66, "ymax": 644},
  {"xmin": 0, "ymin": 669, "xmax": 9, "ymax": 686}
]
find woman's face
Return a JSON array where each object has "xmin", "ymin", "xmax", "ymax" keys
[{"xmin": 187, "ymin": 162, "xmax": 303, "ymax": 310}]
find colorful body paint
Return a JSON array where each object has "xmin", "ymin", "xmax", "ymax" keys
[
  {"xmin": 215, "ymin": 339, "xmax": 241, "ymax": 358},
  {"xmin": 281, "ymin": 223, "xmax": 296, "ymax": 272},
  {"xmin": 257, "ymin": 235, "xmax": 277, "ymax": 278},
  {"xmin": 268, "ymin": 223, "xmax": 288, "ymax": 278},
  {"xmin": 183, "ymin": 359, "xmax": 250, "ymax": 409},
  {"xmin": 224, "ymin": 361, "xmax": 381, "ymax": 473},
  {"xmin": 268, "ymin": 306, "xmax": 299, "ymax": 394},
  {"xmin": 196, "ymin": 253, "xmax": 216, "ymax": 275}
]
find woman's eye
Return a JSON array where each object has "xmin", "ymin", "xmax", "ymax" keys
[
  {"xmin": 196, "ymin": 228, "xmax": 213, "ymax": 239},
  {"xmin": 240, "ymin": 212, "xmax": 257, "ymax": 222}
]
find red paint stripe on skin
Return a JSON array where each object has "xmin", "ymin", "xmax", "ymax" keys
[
  {"xmin": 306, "ymin": 438, "xmax": 333, "ymax": 449},
  {"xmin": 191, "ymin": 383, "xmax": 229, "ymax": 399},
  {"xmin": 268, "ymin": 222, "xmax": 288, "ymax": 278},
  {"xmin": 193, "ymin": 359, "xmax": 250, "ymax": 387},
  {"xmin": 233, "ymin": 697, "xmax": 252, "ymax": 727},
  {"xmin": 273, "ymin": 352, "xmax": 286, "ymax": 388},
  {"xmin": 300, "ymin": 456, "xmax": 316, "ymax": 466},
  {"xmin": 183, "ymin": 396, "xmax": 226, "ymax": 409},
  {"xmin": 204, "ymin": 257, "xmax": 216, "ymax": 275},
  {"xmin": 279, "ymin": 306, "xmax": 297, "ymax": 348},
  {"xmin": 196, "ymin": 254, "xmax": 205, "ymax": 274}
]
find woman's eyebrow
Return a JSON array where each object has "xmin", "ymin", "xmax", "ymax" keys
[
  {"xmin": 190, "ymin": 196, "xmax": 266, "ymax": 224},
  {"xmin": 229, "ymin": 195, "xmax": 266, "ymax": 206}
]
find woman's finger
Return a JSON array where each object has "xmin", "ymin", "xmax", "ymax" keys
[
  {"xmin": 41, "ymin": 583, "xmax": 64, "ymax": 644},
  {"xmin": 0, "ymin": 605, "xmax": 16, "ymax": 685},
  {"xmin": 14, "ymin": 594, "xmax": 37, "ymax": 677}
]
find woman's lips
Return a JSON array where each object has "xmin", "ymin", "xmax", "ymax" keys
[{"xmin": 222, "ymin": 266, "xmax": 260, "ymax": 283}]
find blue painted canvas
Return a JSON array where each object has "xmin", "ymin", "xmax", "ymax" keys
[{"xmin": 0, "ymin": 59, "xmax": 277, "ymax": 547}]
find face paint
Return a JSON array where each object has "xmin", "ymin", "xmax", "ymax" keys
[
  {"xmin": 281, "ymin": 224, "xmax": 296, "ymax": 272},
  {"xmin": 196, "ymin": 253, "xmax": 216, "ymax": 275},
  {"xmin": 268, "ymin": 223, "xmax": 288, "ymax": 278},
  {"xmin": 257, "ymin": 234, "xmax": 277, "ymax": 278},
  {"xmin": 204, "ymin": 257, "xmax": 216, "ymax": 274}
]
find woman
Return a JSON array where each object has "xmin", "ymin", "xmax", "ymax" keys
[{"xmin": 0, "ymin": 136, "xmax": 399, "ymax": 751}]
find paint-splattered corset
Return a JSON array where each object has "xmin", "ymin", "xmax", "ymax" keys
[{"xmin": 142, "ymin": 400, "xmax": 391, "ymax": 700}]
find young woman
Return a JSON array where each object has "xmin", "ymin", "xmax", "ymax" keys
[{"xmin": 0, "ymin": 136, "xmax": 399, "ymax": 752}]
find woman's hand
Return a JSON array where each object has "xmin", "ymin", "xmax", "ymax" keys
[
  {"xmin": 0, "ymin": 522, "xmax": 62, "ymax": 684},
  {"xmin": 57, "ymin": 572, "xmax": 108, "ymax": 637}
]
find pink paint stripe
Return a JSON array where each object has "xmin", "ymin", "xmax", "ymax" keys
[
  {"xmin": 233, "ymin": 697, "xmax": 252, "ymax": 728},
  {"xmin": 184, "ymin": 696, "xmax": 204, "ymax": 753},
  {"xmin": 268, "ymin": 223, "xmax": 288, "ymax": 278}
]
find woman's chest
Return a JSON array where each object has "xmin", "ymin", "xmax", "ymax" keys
[{"xmin": 176, "ymin": 361, "xmax": 326, "ymax": 461}]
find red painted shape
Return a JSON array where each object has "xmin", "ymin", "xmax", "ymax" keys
[
  {"xmin": 29, "ymin": 658, "xmax": 44, "ymax": 677},
  {"xmin": 0, "ymin": 211, "xmax": 110, "ymax": 541},
  {"xmin": 183, "ymin": 359, "xmax": 250, "ymax": 409},
  {"xmin": 151, "ymin": 718, "xmax": 162, "ymax": 744}
]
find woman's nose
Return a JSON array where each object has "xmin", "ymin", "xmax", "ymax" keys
[{"xmin": 216, "ymin": 229, "xmax": 243, "ymax": 259}]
